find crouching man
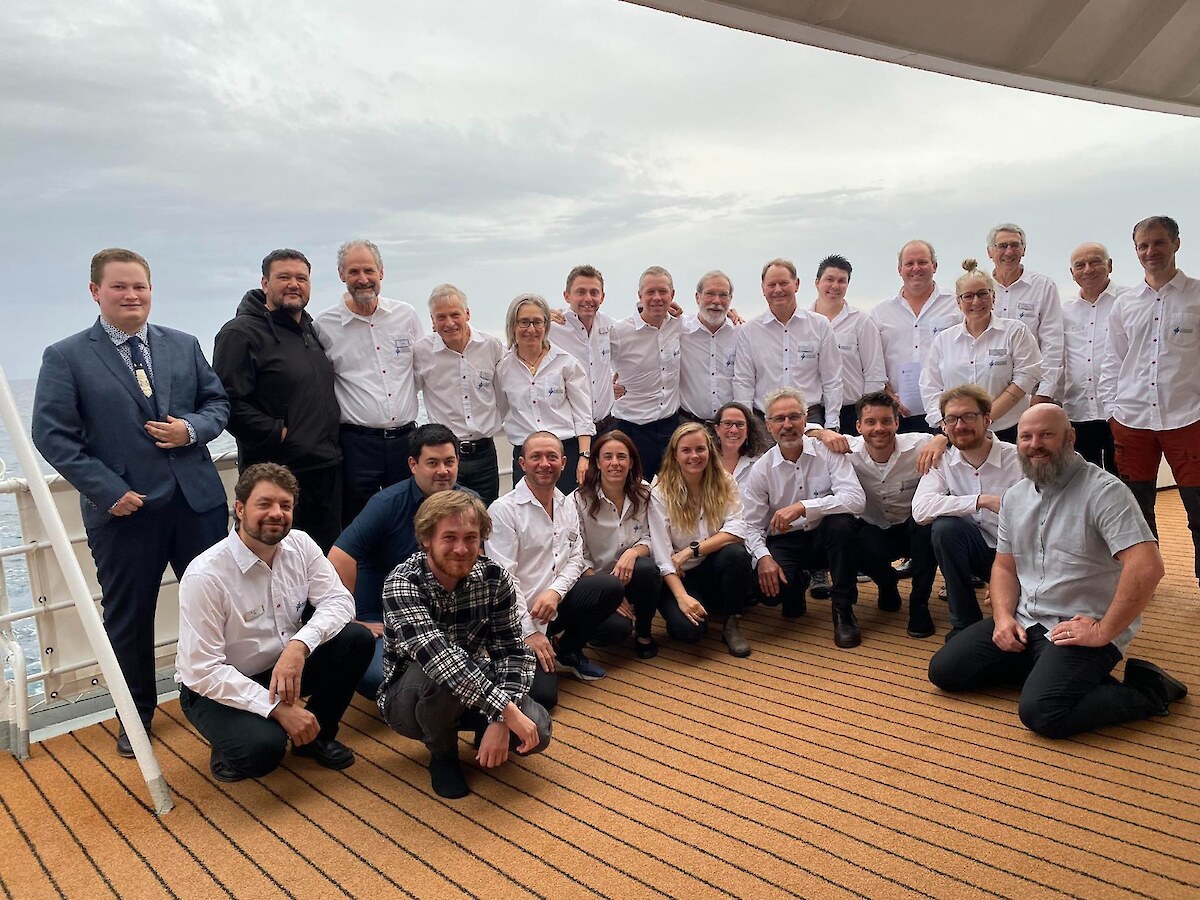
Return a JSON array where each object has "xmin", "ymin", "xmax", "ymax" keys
[
  {"xmin": 928, "ymin": 405, "xmax": 1188, "ymax": 737},
  {"xmin": 378, "ymin": 490, "xmax": 552, "ymax": 799},
  {"xmin": 176, "ymin": 463, "xmax": 374, "ymax": 783}
]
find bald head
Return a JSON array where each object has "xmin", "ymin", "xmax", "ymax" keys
[
  {"xmin": 1017, "ymin": 404, "xmax": 1076, "ymax": 485},
  {"xmin": 1069, "ymin": 242, "xmax": 1113, "ymax": 301},
  {"xmin": 1019, "ymin": 403, "xmax": 1071, "ymax": 435}
]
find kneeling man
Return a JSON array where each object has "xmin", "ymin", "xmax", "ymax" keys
[
  {"xmin": 177, "ymin": 464, "xmax": 375, "ymax": 782},
  {"xmin": 378, "ymin": 491, "xmax": 551, "ymax": 799},
  {"xmin": 928, "ymin": 405, "xmax": 1188, "ymax": 737}
]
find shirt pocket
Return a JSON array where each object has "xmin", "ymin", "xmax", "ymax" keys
[
  {"xmin": 1165, "ymin": 313, "xmax": 1199, "ymax": 349},
  {"xmin": 537, "ymin": 372, "xmax": 568, "ymax": 407}
]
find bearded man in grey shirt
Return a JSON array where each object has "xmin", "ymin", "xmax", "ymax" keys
[{"xmin": 928, "ymin": 404, "xmax": 1187, "ymax": 737}]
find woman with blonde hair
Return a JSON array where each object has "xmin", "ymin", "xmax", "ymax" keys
[
  {"xmin": 496, "ymin": 293, "xmax": 594, "ymax": 491},
  {"xmin": 648, "ymin": 422, "xmax": 754, "ymax": 657},
  {"xmin": 919, "ymin": 259, "xmax": 1042, "ymax": 442}
]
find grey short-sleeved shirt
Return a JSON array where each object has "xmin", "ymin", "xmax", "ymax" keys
[{"xmin": 997, "ymin": 453, "xmax": 1156, "ymax": 655}]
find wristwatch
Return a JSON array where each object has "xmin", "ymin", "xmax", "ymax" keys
[
  {"xmin": 579, "ymin": 451, "xmax": 591, "ymax": 459},
  {"xmin": 690, "ymin": 541, "xmax": 701, "ymax": 558}
]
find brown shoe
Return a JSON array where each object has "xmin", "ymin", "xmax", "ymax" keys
[{"xmin": 722, "ymin": 616, "xmax": 751, "ymax": 657}]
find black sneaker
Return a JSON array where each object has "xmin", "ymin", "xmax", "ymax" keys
[
  {"xmin": 809, "ymin": 570, "xmax": 832, "ymax": 600},
  {"xmin": 906, "ymin": 605, "xmax": 935, "ymax": 638},
  {"xmin": 1124, "ymin": 659, "xmax": 1188, "ymax": 715},
  {"xmin": 429, "ymin": 757, "xmax": 469, "ymax": 799}
]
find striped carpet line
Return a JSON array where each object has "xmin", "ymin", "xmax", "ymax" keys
[
  {"xmin": 0, "ymin": 789, "xmax": 64, "ymax": 899},
  {"xmin": 556, "ymin": 676, "xmax": 1195, "ymax": 897}
]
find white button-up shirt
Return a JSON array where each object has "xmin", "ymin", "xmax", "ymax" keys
[
  {"xmin": 413, "ymin": 328, "xmax": 504, "ymax": 441},
  {"xmin": 649, "ymin": 478, "xmax": 748, "ymax": 574},
  {"xmin": 741, "ymin": 440, "xmax": 866, "ymax": 561},
  {"xmin": 609, "ymin": 313, "xmax": 682, "ymax": 425},
  {"xmin": 679, "ymin": 314, "xmax": 739, "ymax": 420},
  {"xmin": 870, "ymin": 285, "xmax": 960, "ymax": 414},
  {"xmin": 313, "ymin": 296, "xmax": 424, "ymax": 428},
  {"xmin": 911, "ymin": 437, "xmax": 1022, "ymax": 548},
  {"xmin": 920, "ymin": 317, "xmax": 1043, "ymax": 433},
  {"xmin": 175, "ymin": 529, "xmax": 356, "ymax": 718},
  {"xmin": 846, "ymin": 432, "xmax": 934, "ymax": 529},
  {"xmin": 733, "ymin": 308, "xmax": 842, "ymax": 428},
  {"xmin": 681, "ymin": 314, "xmax": 734, "ymax": 422},
  {"xmin": 496, "ymin": 344, "xmax": 595, "ymax": 445},
  {"xmin": 550, "ymin": 310, "xmax": 614, "ymax": 422},
  {"xmin": 1062, "ymin": 283, "xmax": 1124, "ymax": 423},
  {"xmin": 815, "ymin": 302, "xmax": 887, "ymax": 407},
  {"xmin": 486, "ymin": 480, "xmax": 585, "ymax": 637},
  {"xmin": 1100, "ymin": 270, "xmax": 1200, "ymax": 432},
  {"xmin": 992, "ymin": 270, "xmax": 1064, "ymax": 399},
  {"xmin": 572, "ymin": 484, "xmax": 653, "ymax": 574}
]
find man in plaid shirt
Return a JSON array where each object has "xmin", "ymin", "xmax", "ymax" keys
[{"xmin": 378, "ymin": 490, "xmax": 552, "ymax": 798}]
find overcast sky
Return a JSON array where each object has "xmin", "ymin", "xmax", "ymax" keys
[{"xmin": 3, "ymin": 0, "xmax": 1198, "ymax": 378}]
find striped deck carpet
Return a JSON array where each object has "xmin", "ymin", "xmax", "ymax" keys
[{"xmin": 1, "ymin": 491, "xmax": 1196, "ymax": 899}]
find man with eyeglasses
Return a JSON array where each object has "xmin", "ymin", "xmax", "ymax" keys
[
  {"xmin": 929, "ymin": 404, "xmax": 1187, "ymax": 738},
  {"xmin": 608, "ymin": 266, "xmax": 684, "ymax": 475},
  {"xmin": 679, "ymin": 270, "xmax": 740, "ymax": 424},
  {"xmin": 314, "ymin": 240, "xmax": 425, "ymax": 527},
  {"xmin": 986, "ymin": 223, "xmax": 1064, "ymax": 407},
  {"xmin": 742, "ymin": 388, "xmax": 866, "ymax": 648},
  {"xmin": 912, "ymin": 384, "xmax": 1022, "ymax": 641},
  {"xmin": 1101, "ymin": 215, "xmax": 1200, "ymax": 591},
  {"xmin": 870, "ymin": 240, "xmax": 960, "ymax": 434},
  {"xmin": 735, "ymin": 258, "xmax": 842, "ymax": 433}
]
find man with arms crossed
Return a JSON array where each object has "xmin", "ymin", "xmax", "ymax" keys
[
  {"xmin": 176, "ymin": 464, "xmax": 374, "ymax": 782},
  {"xmin": 871, "ymin": 240, "xmax": 960, "ymax": 433},
  {"xmin": 314, "ymin": 239, "xmax": 424, "ymax": 526},
  {"xmin": 330, "ymin": 424, "xmax": 475, "ymax": 700},
  {"xmin": 33, "ymin": 248, "xmax": 230, "ymax": 757},
  {"xmin": 487, "ymin": 433, "xmax": 626, "ymax": 703},
  {"xmin": 413, "ymin": 284, "xmax": 505, "ymax": 505},
  {"xmin": 1101, "ymin": 215, "xmax": 1200, "ymax": 591},
  {"xmin": 912, "ymin": 385, "xmax": 1022, "ymax": 641},
  {"xmin": 608, "ymin": 267, "xmax": 684, "ymax": 475},
  {"xmin": 378, "ymin": 490, "xmax": 551, "ymax": 799},
  {"xmin": 743, "ymin": 388, "xmax": 866, "ymax": 648},
  {"xmin": 928, "ymin": 405, "xmax": 1187, "ymax": 737},
  {"xmin": 679, "ymin": 270, "xmax": 739, "ymax": 424}
]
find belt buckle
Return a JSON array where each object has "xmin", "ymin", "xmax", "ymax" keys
[
  {"xmin": 459, "ymin": 440, "xmax": 474, "ymax": 455},
  {"xmin": 381, "ymin": 427, "xmax": 399, "ymax": 440}
]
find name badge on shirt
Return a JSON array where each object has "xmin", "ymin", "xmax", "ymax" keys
[
  {"xmin": 394, "ymin": 337, "xmax": 413, "ymax": 354},
  {"xmin": 794, "ymin": 343, "xmax": 817, "ymax": 360},
  {"xmin": 1017, "ymin": 301, "xmax": 1036, "ymax": 311},
  {"xmin": 244, "ymin": 603, "xmax": 266, "ymax": 622},
  {"xmin": 987, "ymin": 348, "xmax": 1007, "ymax": 356},
  {"xmin": 476, "ymin": 370, "xmax": 493, "ymax": 390}
]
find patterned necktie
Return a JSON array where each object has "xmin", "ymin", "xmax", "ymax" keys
[{"xmin": 128, "ymin": 335, "xmax": 154, "ymax": 398}]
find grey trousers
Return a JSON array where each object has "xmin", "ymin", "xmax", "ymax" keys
[{"xmin": 380, "ymin": 662, "xmax": 552, "ymax": 759}]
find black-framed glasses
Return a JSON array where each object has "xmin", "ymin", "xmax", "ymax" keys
[
  {"xmin": 944, "ymin": 412, "xmax": 983, "ymax": 426},
  {"xmin": 717, "ymin": 420, "xmax": 746, "ymax": 429},
  {"xmin": 767, "ymin": 413, "xmax": 805, "ymax": 425},
  {"xmin": 957, "ymin": 290, "xmax": 993, "ymax": 302},
  {"xmin": 516, "ymin": 317, "xmax": 546, "ymax": 329}
]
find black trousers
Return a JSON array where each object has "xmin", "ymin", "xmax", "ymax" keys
[
  {"xmin": 1071, "ymin": 419, "xmax": 1117, "ymax": 474},
  {"xmin": 755, "ymin": 514, "xmax": 858, "ymax": 612},
  {"xmin": 339, "ymin": 425, "xmax": 414, "ymax": 527},
  {"xmin": 838, "ymin": 403, "xmax": 859, "ymax": 436},
  {"xmin": 652, "ymin": 545, "xmax": 752, "ymax": 642},
  {"xmin": 612, "ymin": 413, "xmax": 680, "ymax": 478},
  {"xmin": 87, "ymin": 488, "xmax": 228, "ymax": 725},
  {"xmin": 549, "ymin": 573, "xmax": 626, "ymax": 653},
  {"xmin": 898, "ymin": 414, "xmax": 937, "ymax": 435},
  {"xmin": 293, "ymin": 464, "xmax": 343, "ymax": 554},
  {"xmin": 457, "ymin": 443, "xmax": 500, "ymax": 507},
  {"xmin": 379, "ymin": 662, "xmax": 552, "ymax": 760},
  {"xmin": 931, "ymin": 517, "xmax": 994, "ymax": 629},
  {"xmin": 512, "ymin": 436, "xmax": 582, "ymax": 494},
  {"xmin": 856, "ymin": 518, "xmax": 936, "ymax": 607},
  {"xmin": 179, "ymin": 623, "xmax": 374, "ymax": 777},
  {"xmin": 928, "ymin": 620, "xmax": 1160, "ymax": 738}
]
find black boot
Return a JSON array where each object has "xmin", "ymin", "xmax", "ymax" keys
[{"xmin": 832, "ymin": 604, "xmax": 861, "ymax": 648}]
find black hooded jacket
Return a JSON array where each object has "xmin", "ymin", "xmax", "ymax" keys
[{"xmin": 213, "ymin": 290, "xmax": 341, "ymax": 472}]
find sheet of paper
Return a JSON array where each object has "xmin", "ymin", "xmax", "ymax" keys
[{"xmin": 898, "ymin": 362, "xmax": 924, "ymax": 415}]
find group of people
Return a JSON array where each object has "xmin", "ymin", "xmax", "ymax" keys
[{"xmin": 30, "ymin": 215, "xmax": 1194, "ymax": 799}]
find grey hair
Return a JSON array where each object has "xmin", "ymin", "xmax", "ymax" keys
[
  {"xmin": 505, "ymin": 293, "xmax": 551, "ymax": 349},
  {"xmin": 760, "ymin": 257, "xmax": 798, "ymax": 281},
  {"xmin": 638, "ymin": 265, "xmax": 674, "ymax": 292},
  {"xmin": 336, "ymin": 239, "xmax": 383, "ymax": 273},
  {"xmin": 988, "ymin": 223, "xmax": 1027, "ymax": 248},
  {"xmin": 427, "ymin": 283, "xmax": 468, "ymax": 313},
  {"xmin": 764, "ymin": 386, "xmax": 807, "ymax": 414},
  {"xmin": 897, "ymin": 239, "xmax": 937, "ymax": 267},
  {"xmin": 696, "ymin": 270, "xmax": 733, "ymax": 296}
]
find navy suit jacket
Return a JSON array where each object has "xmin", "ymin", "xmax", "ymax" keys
[{"xmin": 32, "ymin": 318, "xmax": 230, "ymax": 531}]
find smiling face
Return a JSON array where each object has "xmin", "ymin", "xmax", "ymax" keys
[
  {"xmin": 987, "ymin": 230, "xmax": 1026, "ymax": 269},
  {"xmin": 1017, "ymin": 404, "xmax": 1075, "ymax": 486},
  {"xmin": 410, "ymin": 442, "xmax": 459, "ymax": 496},
  {"xmin": 956, "ymin": 275, "xmax": 994, "ymax": 321},
  {"xmin": 1134, "ymin": 223, "xmax": 1180, "ymax": 280},
  {"xmin": 519, "ymin": 434, "xmax": 566, "ymax": 489},
  {"xmin": 514, "ymin": 301, "xmax": 547, "ymax": 354},
  {"xmin": 898, "ymin": 241, "xmax": 936, "ymax": 297},
  {"xmin": 696, "ymin": 274, "xmax": 733, "ymax": 327},
  {"xmin": 815, "ymin": 267, "xmax": 849, "ymax": 305},
  {"xmin": 90, "ymin": 260, "xmax": 152, "ymax": 334},
  {"xmin": 638, "ymin": 274, "xmax": 674, "ymax": 326},
  {"xmin": 762, "ymin": 264, "xmax": 799, "ymax": 321},
  {"xmin": 942, "ymin": 396, "xmax": 990, "ymax": 452},
  {"xmin": 565, "ymin": 274, "xmax": 605, "ymax": 323},
  {"xmin": 423, "ymin": 512, "xmax": 482, "ymax": 585},
  {"xmin": 674, "ymin": 428, "xmax": 711, "ymax": 480},
  {"xmin": 596, "ymin": 436, "xmax": 632, "ymax": 490},
  {"xmin": 765, "ymin": 395, "xmax": 807, "ymax": 453},
  {"xmin": 431, "ymin": 294, "xmax": 471, "ymax": 349},
  {"xmin": 715, "ymin": 405, "xmax": 749, "ymax": 453},
  {"xmin": 856, "ymin": 402, "xmax": 899, "ymax": 454},
  {"xmin": 1069, "ymin": 243, "xmax": 1113, "ymax": 298},
  {"xmin": 236, "ymin": 480, "xmax": 294, "ymax": 547},
  {"xmin": 262, "ymin": 257, "xmax": 311, "ymax": 315},
  {"xmin": 339, "ymin": 244, "xmax": 382, "ymax": 306}
]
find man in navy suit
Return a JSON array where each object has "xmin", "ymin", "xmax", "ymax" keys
[{"xmin": 33, "ymin": 248, "xmax": 230, "ymax": 758}]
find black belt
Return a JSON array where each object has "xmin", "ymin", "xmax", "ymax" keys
[
  {"xmin": 458, "ymin": 437, "xmax": 495, "ymax": 457},
  {"xmin": 341, "ymin": 421, "xmax": 416, "ymax": 439},
  {"xmin": 678, "ymin": 408, "xmax": 714, "ymax": 425}
]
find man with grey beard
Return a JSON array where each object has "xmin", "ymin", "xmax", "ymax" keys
[
  {"xmin": 928, "ymin": 404, "xmax": 1187, "ymax": 738},
  {"xmin": 678, "ymin": 270, "xmax": 739, "ymax": 423}
]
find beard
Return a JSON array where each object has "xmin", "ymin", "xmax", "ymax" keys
[
  {"xmin": 241, "ymin": 518, "xmax": 291, "ymax": 546},
  {"xmin": 1019, "ymin": 448, "xmax": 1073, "ymax": 487}
]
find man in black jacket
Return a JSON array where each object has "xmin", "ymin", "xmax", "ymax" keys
[{"xmin": 214, "ymin": 249, "xmax": 343, "ymax": 551}]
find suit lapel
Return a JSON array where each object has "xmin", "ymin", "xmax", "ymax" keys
[
  {"xmin": 146, "ymin": 325, "xmax": 172, "ymax": 420},
  {"xmin": 89, "ymin": 320, "xmax": 156, "ymax": 418}
]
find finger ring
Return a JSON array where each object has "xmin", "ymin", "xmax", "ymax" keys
[{"xmin": 1065, "ymin": 630, "xmax": 1072, "ymax": 638}]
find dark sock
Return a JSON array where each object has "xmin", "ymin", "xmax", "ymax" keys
[{"xmin": 429, "ymin": 757, "xmax": 469, "ymax": 799}]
